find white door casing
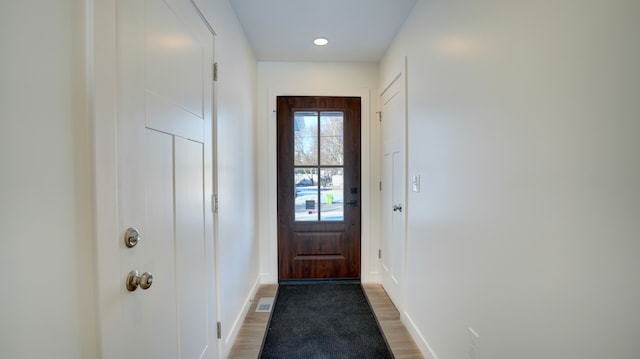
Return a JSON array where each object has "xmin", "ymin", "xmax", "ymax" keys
[
  {"xmin": 93, "ymin": 0, "xmax": 218, "ymax": 358},
  {"xmin": 380, "ymin": 68, "xmax": 407, "ymax": 312}
]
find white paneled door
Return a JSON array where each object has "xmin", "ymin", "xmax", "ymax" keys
[
  {"xmin": 103, "ymin": 0, "xmax": 217, "ymax": 358},
  {"xmin": 380, "ymin": 68, "xmax": 407, "ymax": 313}
]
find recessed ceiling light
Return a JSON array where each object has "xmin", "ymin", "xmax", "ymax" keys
[{"xmin": 313, "ymin": 37, "xmax": 329, "ymax": 46}]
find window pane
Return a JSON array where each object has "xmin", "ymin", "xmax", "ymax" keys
[
  {"xmin": 294, "ymin": 112, "xmax": 318, "ymax": 166},
  {"xmin": 320, "ymin": 168, "xmax": 344, "ymax": 221},
  {"xmin": 295, "ymin": 167, "xmax": 318, "ymax": 221},
  {"xmin": 320, "ymin": 112, "xmax": 343, "ymax": 166}
]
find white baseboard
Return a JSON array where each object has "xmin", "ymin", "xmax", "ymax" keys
[
  {"xmin": 222, "ymin": 275, "xmax": 261, "ymax": 358},
  {"xmin": 401, "ymin": 311, "xmax": 439, "ymax": 359}
]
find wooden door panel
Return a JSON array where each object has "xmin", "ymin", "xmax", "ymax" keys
[
  {"xmin": 294, "ymin": 232, "xmax": 344, "ymax": 257},
  {"xmin": 277, "ymin": 96, "xmax": 361, "ymax": 280}
]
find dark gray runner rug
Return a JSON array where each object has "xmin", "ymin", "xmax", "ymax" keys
[{"xmin": 259, "ymin": 282, "xmax": 394, "ymax": 359}]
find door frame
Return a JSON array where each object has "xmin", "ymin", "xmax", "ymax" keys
[
  {"xmin": 90, "ymin": 1, "xmax": 220, "ymax": 357},
  {"xmin": 91, "ymin": 1, "xmax": 121, "ymax": 356},
  {"xmin": 263, "ymin": 88, "xmax": 375, "ymax": 283}
]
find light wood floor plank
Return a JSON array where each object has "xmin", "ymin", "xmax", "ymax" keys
[
  {"xmin": 227, "ymin": 284, "xmax": 278, "ymax": 359},
  {"xmin": 227, "ymin": 283, "xmax": 423, "ymax": 358},
  {"xmin": 363, "ymin": 283, "xmax": 424, "ymax": 359}
]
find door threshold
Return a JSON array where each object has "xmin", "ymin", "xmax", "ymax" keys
[{"xmin": 278, "ymin": 278, "xmax": 361, "ymax": 285}]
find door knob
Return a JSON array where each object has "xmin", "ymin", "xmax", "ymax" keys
[
  {"xmin": 126, "ymin": 270, "xmax": 153, "ymax": 291},
  {"xmin": 392, "ymin": 204, "xmax": 403, "ymax": 212},
  {"xmin": 124, "ymin": 227, "xmax": 141, "ymax": 248}
]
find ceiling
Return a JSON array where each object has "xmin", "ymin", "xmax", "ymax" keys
[{"xmin": 227, "ymin": 0, "xmax": 418, "ymax": 62}]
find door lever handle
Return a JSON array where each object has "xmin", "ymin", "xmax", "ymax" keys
[
  {"xmin": 346, "ymin": 200, "xmax": 358, "ymax": 207},
  {"xmin": 392, "ymin": 204, "xmax": 403, "ymax": 212}
]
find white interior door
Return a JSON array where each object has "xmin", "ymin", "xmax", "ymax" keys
[
  {"xmin": 380, "ymin": 69, "xmax": 407, "ymax": 312},
  {"xmin": 107, "ymin": 0, "xmax": 217, "ymax": 357}
]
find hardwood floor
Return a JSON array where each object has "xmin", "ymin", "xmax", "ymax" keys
[
  {"xmin": 227, "ymin": 283, "xmax": 423, "ymax": 359},
  {"xmin": 362, "ymin": 283, "xmax": 424, "ymax": 359}
]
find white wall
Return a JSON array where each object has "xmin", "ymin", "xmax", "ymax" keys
[
  {"xmin": 380, "ymin": 0, "xmax": 640, "ymax": 358},
  {"xmin": 195, "ymin": 0, "xmax": 260, "ymax": 355},
  {"xmin": 0, "ymin": 1, "xmax": 97, "ymax": 358},
  {"xmin": 256, "ymin": 62, "xmax": 380, "ymax": 283}
]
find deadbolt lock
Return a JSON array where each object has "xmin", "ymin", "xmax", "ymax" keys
[{"xmin": 124, "ymin": 227, "xmax": 141, "ymax": 248}]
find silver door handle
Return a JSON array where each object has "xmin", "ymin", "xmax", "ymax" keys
[
  {"xmin": 392, "ymin": 204, "xmax": 403, "ymax": 212},
  {"xmin": 126, "ymin": 270, "xmax": 153, "ymax": 291}
]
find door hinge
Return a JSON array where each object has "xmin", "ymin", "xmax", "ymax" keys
[
  {"xmin": 217, "ymin": 321, "xmax": 222, "ymax": 339},
  {"xmin": 213, "ymin": 62, "xmax": 218, "ymax": 82},
  {"xmin": 378, "ymin": 249, "xmax": 382, "ymax": 259},
  {"xmin": 376, "ymin": 111, "xmax": 382, "ymax": 122},
  {"xmin": 379, "ymin": 181, "xmax": 382, "ymax": 191},
  {"xmin": 212, "ymin": 194, "xmax": 218, "ymax": 213}
]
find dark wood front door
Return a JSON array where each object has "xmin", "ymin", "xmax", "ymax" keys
[{"xmin": 277, "ymin": 96, "xmax": 361, "ymax": 280}]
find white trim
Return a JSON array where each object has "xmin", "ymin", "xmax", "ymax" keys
[
  {"xmin": 402, "ymin": 312, "xmax": 439, "ymax": 359},
  {"xmin": 90, "ymin": 0, "xmax": 121, "ymax": 357},
  {"xmin": 263, "ymin": 88, "xmax": 373, "ymax": 283}
]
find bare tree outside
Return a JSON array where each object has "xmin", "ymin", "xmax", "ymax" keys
[
  {"xmin": 320, "ymin": 113, "xmax": 344, "ymax": 188},
  {"xmin": 294, "ymin": 113, "xmax": 318, "ymax": 166},
  {"xmin": 320, "ymin": 113, "xmax": 343, "ymax": 166}
]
